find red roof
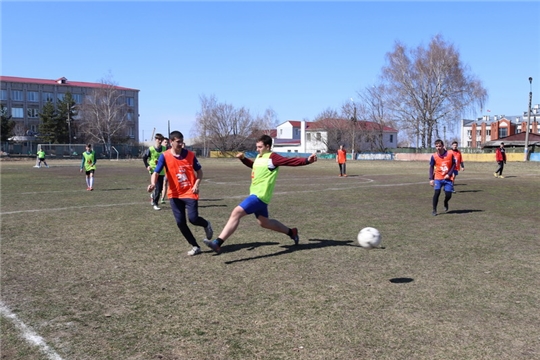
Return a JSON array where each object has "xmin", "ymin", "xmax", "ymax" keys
[{"xmin": 0, "ymin": 75, "xmax": 139, "ymax": 91}]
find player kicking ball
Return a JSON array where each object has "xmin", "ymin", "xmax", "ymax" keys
[{"xmin": 204, "ymin": 134, "xmax": 317, "ymax": 254}]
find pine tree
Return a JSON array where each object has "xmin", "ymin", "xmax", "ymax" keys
[{"xmin": 38, "ymin": 100, "xmax": 58, "ymax": 143}]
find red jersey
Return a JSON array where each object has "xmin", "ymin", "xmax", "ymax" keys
[
  {"xmin": 449, "ymin": 149, "xmax": 463, "ymax": 171},
  {"xmin": 430, "ymin": 151, "xmax": 455, "ymax": 181},
  {"xmin": 337, "ymin": 149, "xmax": 346, "ymax": 164},
  {"xmin": 162, "ymin": 149, "xmax": 199, "ymax": 200}
]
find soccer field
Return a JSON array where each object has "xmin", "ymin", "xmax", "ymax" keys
[{"xmin": 1, "ymin": 158, "xmax": 539, "ymax": 360}]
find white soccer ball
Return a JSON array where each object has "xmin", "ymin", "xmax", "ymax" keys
[{"xmin": 357, "ymin": 227, "xmax": 381, "ymax": 249}]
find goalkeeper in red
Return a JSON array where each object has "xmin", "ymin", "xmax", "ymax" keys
[
  {"xmin": 204, "ymin": 134, "xmax": 317, "ymax": 254},
  {"xmin": 429, "ymin": 139, "xmax": 456, "ymax": 216}
]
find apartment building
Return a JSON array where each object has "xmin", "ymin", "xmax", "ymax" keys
[
  {"xmin": 460, "ymin": 104, "xmax": 539, "ymax": 148},
  {"xmin": 0, "ymin": 75, "xmax": 140, "ymax": 142}
]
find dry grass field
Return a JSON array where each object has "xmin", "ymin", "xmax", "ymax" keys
[{"xmin": 1, "ymin": 157, "xmax": 539, "ymax": 360}]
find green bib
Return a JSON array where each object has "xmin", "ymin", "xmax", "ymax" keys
[{"xmin": 250, "ymin": 152, "xmax": 279, "ymax": 204}]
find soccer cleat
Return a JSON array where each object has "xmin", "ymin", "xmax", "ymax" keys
[
  {"xmin": 153, "ymin": 205, "xmax": 161, "ymax": 211},
  {"xmin": 187, "ymin": 246, "xmax": 202, "ymax": 256},
  {"xmin": 494, "ymin": 172, "xmax": 498, "ymax": 178},
  {"xmin": 498, "ymin": 175, "xmax": 505, "ymax": 178},
  {"xmin": 204, "ymin": 221, "xmax": 214, "ymax": 240},
  {"xmin": 89, "ymin": 187, "xmax": 93, "ymax": 191},
  {"xmin": 290, "ymin": 228, "xmax": 299, "ymax": 245},
  {"xmin": 432, "ymin": 210, "xmax": 437, "ymax": 216},
  {"xmin": 343, "ymin": 174, "xmax": 347, "ymax": 177},
  {"xmin": 203, "ymin": 239, "xmax": 222, "ymax": 254},
  {"xmin": 444, "ymin": 206, "xmax": 449, "ymax": 213},
  {"xmin": 161, "ymin": 199, "xmax": 166, "ymax": 204}
]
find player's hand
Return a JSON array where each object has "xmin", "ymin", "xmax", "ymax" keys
[
  {"xmin": 308, "ymin": 153, "xmax": 317, "ymax": 163},
  {"xmin": 147, "ymin": 184, "xmax": 155, "ymax": 193},
  {"xmin": 430, "ymin": 180, "xmax": 434, "ymax": 187},
  {"xmin": 236, "ymin": 152, "xmax": 245, "ymax": 160},
  {"xmin": 79, "ymin": 168, "xmax": 83, "ymax": 173},
  {"xmin": 191, "ymin": 185, "xmax": 199, "ymax": 194}
]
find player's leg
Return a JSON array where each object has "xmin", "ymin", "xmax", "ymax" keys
[
  {"xmin": 432, "ymin": 180, "xmax": 442, "ymax": 216},
  {"xmin": 443, "ymin": 180, "xmax": 453, "ymax": 212},
  {"xmin": 89, "ymin": 170, "xmax": 95, "ymax": 189},
  {"xmin": 153, "ymin": 175, "xmax": 164, "ymax": 206},
  {"xmin": 171, "ymin": 198, "xmax": 201, "ymax": 253},
  {"xmin": 185, "ymin": 198, "xmax": 213, "ymax": 239}
]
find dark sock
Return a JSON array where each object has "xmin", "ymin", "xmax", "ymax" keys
[
  {"xmin": 287, "ymin": 228, "xmax": 293, "ymax": 238},
  {"xmin": 216, "ymin": 238, "xmax": 224, "ymax": 246}
]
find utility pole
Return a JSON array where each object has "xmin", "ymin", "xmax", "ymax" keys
[{"xmin": 524, "ymin": 77, "xmax": 533, "ymax": 161}]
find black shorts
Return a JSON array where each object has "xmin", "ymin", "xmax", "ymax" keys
[{"xmin": 85, "ymin": 169, "xmax": 95, "ymax": 176}]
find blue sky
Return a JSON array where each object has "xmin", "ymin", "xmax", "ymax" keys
[{"xmin": 2, "ymin": 1, "xmax": 539, "ymax": 142}]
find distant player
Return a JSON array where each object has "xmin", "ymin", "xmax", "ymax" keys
[
  {"xmin": 448, "ymin": 141, "xmax": 464, "ymax": 193},
  {"xmin": 494, "ymin": 142, "xmax": 506, "ymax": 178},
  {"xmin": 80, "ymin": 144, "xmax": 97, "ymax": 191},
  {"xmin": 336, "ymin": 144, "xmax": 347, "ymax": 177},
  {"xmin": 147, "ymin": 131, "xmax": 213, "ymax": 256},
  {"xmin": 429, "ymin": 139, "xmax": 455, "ymax": 216},
  {"xmin": 142, "ymin": 133, "xmax": 167, "ymax": 210},
  {"xmin": 204, "ymin": 134, "xmax": 317, "ymax": 254},
  {"xmin": 36, "ymin": 147, "xmax": 49, "ymax": 168}
]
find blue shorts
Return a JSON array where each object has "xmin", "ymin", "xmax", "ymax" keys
[
  {"xmin": 433, "ymin": 179, "xmax": 454, "ymax": 192},
  {"xmin": 453, "ymin": 170, "xmax": 459, "ymax": 176},
  {"xmin": 239, "ymin": 194, "xmax": 268, "ymax": 218}
]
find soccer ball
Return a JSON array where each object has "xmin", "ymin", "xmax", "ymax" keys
[{"xmin": 357, "ymin": 227, "xmax": 381, "ymax": 249}]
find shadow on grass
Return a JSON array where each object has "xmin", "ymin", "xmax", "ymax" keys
[
  {"xmin": 223, "ymin": 238, "xmax": 356, "ymax": 264},
  {"xmin": 99, "ymin": 188, "xmax": 135, "ymax": 191},
  {"xmin": 200, "ymin": 204, "xmax": 228, "ymax": 208},
  {"xmin": 446, "ymin": 209, "xmax": 483, "ymax": 214},
  {"xmin": 455, "ymin": 190, "xmax": 482, "ymax": 193},
  {"xmin": 200, "ymin": 198, "xmax": 225, "ymax": 202},
  {"xmin": 389, "ymin": 277, "xmax": 414, "ymax": 284}
]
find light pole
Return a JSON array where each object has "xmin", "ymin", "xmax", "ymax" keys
[
  {"xmin": 67, "ymin": 112, "xmax": 72, "ymax": 154},
  {"xmin": 350, "ymin": 98, "xmax": 357, "ymax": 160},
  {"xmin": 524, "ymin": 77, "xmax": 533, "ymax": 161}
]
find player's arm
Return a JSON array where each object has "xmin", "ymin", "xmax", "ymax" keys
[
  {"xmin": 269, "ymin": 152, "xmax": 317, "ymax": 167},
  {"xmin": 142, "ymin": 149, "xmax": 151, "ymax": 170},
  {"xmin": 80, "ymin": 155, "xmax": 85, "ymax": 172},
  {"xmin": 192, "ymin": 157, "xmax": 203, "ymax": 194},
  {"xmin": 429, "ymin": 156, "xmax": 435, "ymax": 185},
  {"xmin": 147, "ymin": 154, "xmax": 165, "ymax": 192},
  {"xmin": 236, "ymin": 152, "xmax": 254, "ymax": 168}
]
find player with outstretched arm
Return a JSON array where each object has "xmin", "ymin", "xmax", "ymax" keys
[{"xmin": 204, "ymin": 134, "xmax": 317, "ymax": 254}]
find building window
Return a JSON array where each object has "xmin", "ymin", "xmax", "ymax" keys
[
  {"xmin": 498, "ymin": 128, "xmax": 507, "ymax": 138},
  {"xmin": 126, "ymin": 97, "xmax": 134, "ymax": 106},
  {"xmin": 127, "ymin": 112, "xmax": 134, "ymax": 121},
  {"xmin": 487, "ymin": 130, "xmax": 491, "ymax": 136},
  {"xmin": 72, "ymin": 94, "xmax": 83, "ymax": 104},
  {"xmin": 12, "ymin": 107, "xmax": 24, "ymax": 118},
  {"xmin": 27, "ymin": 91, "xmax": 39, "ymax": 102},
  {"xmin": 1, "ymin": 90, "xmax": 8, "ymax": 100},
  {"xmin": 389, "ymin": 134, "xmax": 394, "ymax": 143},
  {"xmin": 57, "ymin": 93, "xmax": 65, "ymax": 101},
  {"xmin": 477, "ymin": 142, "xmax": 482, "ymax": 148},
  {"xmin": 467, "ymin": 141, "xmax": 472, "ymax": 147},
  {"xmin": 128, "ymin": 127, "xmax": 134, "ymax": 138},
  {"xmin": 316, "ymin": 132, "xmax": 321, "ymax": 141},
  {"xmin": 43, "ymin": 92, "xmax": 54, "ymax": 102},
  {"xmin": 11, "ymin": 90, "xmax": 23, "ymax": 101},
  {"xmin": 27, "ymin": 108, "xmax": 40, "ymax": 118},
  {"xmin": 306, "ymin": 133, "xmax": 311, "ymax": 141}
]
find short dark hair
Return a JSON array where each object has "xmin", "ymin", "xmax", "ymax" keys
[
  {"xmin": 155, "ymin": 133, "xmax": 164, "ymax": 141},
  {"xmin": 434, "ymin": 139, "xmax": 444, "ymax": 146},
  {"xmin": 257, "ymin": 134, "xmax": 273, "ymax": 148},
  {"xmin": 500, "ymin": 142, "xmax": 504, "ymax": 145},
  {"xmin": 169, "ymin": 131, "xmax": 184, "ymax": 141},
  {"xmin": 86, "ymin": 144, "xmax": 92, "ymax": 148},
  {"xmin": 452, "ymin": 141, "xmax": 458, "ymax": 145}
]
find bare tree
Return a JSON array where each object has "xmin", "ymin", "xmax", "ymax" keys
[
  {"xmin": 193, "ymin": 94, "xmax": 278, "ymax": 154},
  {"xmin": 382, "ymin": 34, "xmax": 487, "ymax": 148},
  {"xmin": 77, "ymin": 76, "xmax": 130, "ymax": 157}
]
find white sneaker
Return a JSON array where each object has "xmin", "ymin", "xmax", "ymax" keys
[
  {"xmin": 153, "ymin": 205, "xmax": 161, "ymax": 211},
  {"xmin": 187, "ymin": 246, "xmax": 202, "ymax": 256},
  {"xmin": 204, "ymin": 221, "xmax": 213, "ymax": 240}
]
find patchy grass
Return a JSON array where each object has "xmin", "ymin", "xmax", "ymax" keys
[{"xmin": 1, "ymin": 158, "xmax": 539, "ymax": 359}]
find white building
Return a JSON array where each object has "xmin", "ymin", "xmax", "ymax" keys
[{"xmin": 272, "ymin": 119, "xmax": 398, "ymax": 154}]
